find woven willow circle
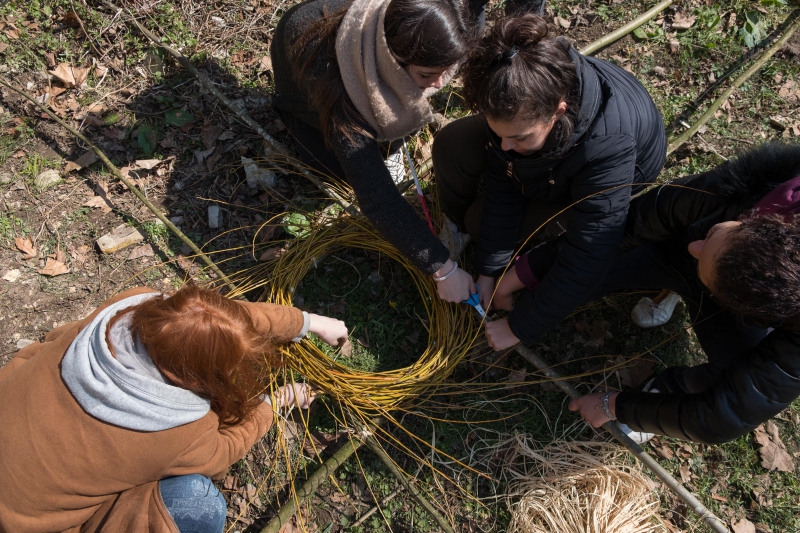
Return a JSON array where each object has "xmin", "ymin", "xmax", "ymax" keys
[{"xmin": 263, "ymin": 216, "xmax": 478, "ymax": 413}]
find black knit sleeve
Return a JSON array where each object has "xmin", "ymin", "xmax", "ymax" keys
[
  {"xmin": 508, "ymin": 134, "xmax": 636, "ymax": 343},
  {"xmin": 616, "ymin": 330, "xmax": 800, "ymax": 444},
  {"xmin": 329, "ymin": 132, "xmax": 450, "ymax": 275}
]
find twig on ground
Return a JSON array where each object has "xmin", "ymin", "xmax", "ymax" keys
[
  {"xmin": 579, "ymin": 0, "xmax": 674, "ymax": 56},
  {"xmin": 0, "ymin": 76, "xmax": 239, "ymax": 293},
  {"xmin": 667, "ymin": 13, "xmax": 800, "ymax": 155},
  {"xmin": 259, "ymin": 437, "xmax": 363, "ymax": 533},
  {"xmin": 352, "ymin": 486, "xmax": 404, "ymax": 527},
  {"xmin": 514, "ymin": 344, "xmax": 731, "ymax": 533}
]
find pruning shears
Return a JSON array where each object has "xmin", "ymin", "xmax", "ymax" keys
[{"xmin": 462, "ymin": 284, "xmax": 489, "ymax": 320}]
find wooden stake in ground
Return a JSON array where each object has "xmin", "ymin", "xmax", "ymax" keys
[
  {"xmin": 0, "ymin": 77, "xmax": 239, "ymax": 294},
  {"xmin": 260, "ymin": 437, "xmax": 363, "ymax": 533},
  {"xmin": 668, "ymin": 13, "xmax": 800, "ymax": 155},
  {"xmin": 514, "ymin": 345, "xmax": 731, "ymax": 533}
]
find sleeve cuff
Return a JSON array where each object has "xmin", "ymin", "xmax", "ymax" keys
[
  {"xmin": 515, "ymin": 254, "xmax": 540, "ymax": 290},
  {"xmin": 291, "ymin": 311, "xmax": 310, "ymax": 343}
]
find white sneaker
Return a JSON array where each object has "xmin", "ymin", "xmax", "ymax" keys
[
  {"xmin": 631, "ymin": 291, "xmax": 681, "ymax": 328},
  {"xmin": 615, "ymin": 377, "xmax": 660, "ymax": 444},
  {"xmin": 439, "ymin": 217, "xmax": 470, "ymax": 260},
  {"xmin": 385, "ymin": 150, "xmax": 406, "ymax": 185}
]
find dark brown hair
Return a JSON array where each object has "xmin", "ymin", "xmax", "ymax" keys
[
  {"xmin": 714, "ymin": 215, "xmax": 800, "ymax": 330},
  {"xmin": 128, "ymin": 286, "xmax": 279, "ymax": 427},
  {"xmin": 292, "ymin": 0, "xmax": 472, "ymax": 148},
  {"xmin": 461, "ymin": 14, "xmax": 577, "ymax": 144}
]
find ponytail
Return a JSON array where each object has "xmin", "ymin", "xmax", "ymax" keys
[{"xmin": 461, "ymin": 14, "xmax": 577, "ymax": 145}]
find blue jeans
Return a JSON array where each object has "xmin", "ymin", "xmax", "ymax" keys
[{"xmin": 159, "ymin": 475, "xmax": 226, "ymax": 533}]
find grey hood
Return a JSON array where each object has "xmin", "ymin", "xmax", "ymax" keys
[{"xmin": 61, "ymin": 293, "xmax": 211, "ymax": 431}]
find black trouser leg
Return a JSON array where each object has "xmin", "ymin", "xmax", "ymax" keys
[
  {"xmin": 433, "ymin": 115, "xmax": 569, "ymax": 243},
  {"xmin": 589, "ymin": 242, "xmax": 769, "ymax": 392},
  {"xmin": 433, "ymin": 115, "xmax": 489, "ymax": 232}
]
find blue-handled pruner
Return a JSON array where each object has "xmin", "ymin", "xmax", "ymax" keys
[{"xmin": 462, "ymin": 284, "xmax": 489, "ymax": 320}]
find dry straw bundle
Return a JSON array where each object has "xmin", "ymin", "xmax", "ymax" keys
[{"xmin": 504, "ymin": 437, "xmax": 665, "ymax": 533}]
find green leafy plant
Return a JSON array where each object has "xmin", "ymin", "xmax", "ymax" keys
[
  {"xmin": 740, "ymin": 11, "xmax": 768, "ymax": 48},
  {"xmin": 137, "ymin": 125, "xmax": 158, "ymax": 155},
  {"xmin": 164, "ymin": 109, "xmax": 195, "ymax": 127}
]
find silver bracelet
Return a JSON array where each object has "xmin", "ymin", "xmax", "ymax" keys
[
  {"xmin": 601, "ymin": 392, "xmax": 617, "ymax": 421},
  {"xmin": 433, "ymin": 261, "xmax": 458, "ymax": 282}
]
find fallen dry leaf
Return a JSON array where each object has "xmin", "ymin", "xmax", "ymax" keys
[
  {"xmin": 48, "ymin": 63, "xmax": 90, "ymax": 88},
  {"xmin": 679, "ymin": 464, "xmax": 693, "ymax": 483},
  {"xmin": 754, "ymin": 421, "xmax": 795, "ymax": 472},
  {"xmin": 0, "ymin": 43, "xmax": 9, "ymax": 53},
  {"xmin": 65, "ymin": 150, "xmax": 98, "ymax": 173},
  {"xmin": 338, "ymin": 338, "xmax": 353, "ymax": 357},
  {"xmin": 70, "ymin": 245, "xmax": 90, "ymax": 266},
  {"xmin": 505, "ymin": 368, "xmax": 527, "ymax": 389},
  {"xmin": 2, "ymin": 22, "xmax": 19, "ymax": 39},
  {"xmin": 134, "ymin": 159, "xmax": 161, "ymax": 170},
  {"xmin": 127, "ymin": 244, "xmax": 155, "ymax": 261},
  {"xmin": 83, "ymin": 195, "xmax": 113, "ymax": 213},
  {"xmin": 712, "ymin": 493, "xmax": 729, "ymax": 502},
  {"xmin": 201, "ymin": 121, "xmax": 224, "ymax": 149},
  {"xmin": 618, "ymin": 356, "xmax": 655, "ymax": 388},
  {"xmin": 731, "ymin": 518, "xmax": 756, "ymax": 533},
  {"xmin": 49, "ymin": 249, "xmax": 67, "ymax": 263},
  {"xmin": 651, "ymin": 442, "xmax": 674, "ymax": 460},
  {"xmin": 554, "ymin": 15, "xmax": 571, "ymax": 29},
  {"xmin": 39, "ymin": 258, "xmax": 70, "ymax": 276},
  {"xmin": 223, "ymin": 475, "xmax": 237, "ymax": 490},
  {"xmin": 15, "ymin": 236, "xmax": 36, "ymax": 259},
  {"xmin": 259, "ymin": 246, "xmax": 286, "ymax": 261},
  {"xmin": 676, "ymin": 443, "xmax": 694, "ymax": 458},
  {"xmin": 672, "ymin": 10, "xmax": 696, "ymax": 30}
]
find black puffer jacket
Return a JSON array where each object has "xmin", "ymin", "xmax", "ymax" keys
[
  {"xmin": 477, "ymin": 49, "xmax": 666, "ymax": 344},
  {"xmin": 615, "ymin": 142, "xmax": 800, "ymax": 444}
]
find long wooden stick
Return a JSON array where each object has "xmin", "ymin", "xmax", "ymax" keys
[
  {"xmin": 0, "ymin": 76, "xmax": 239, "ymax": 293},
  {"xmin": 514, "ymin": 344, "xmax": 731, "ymax": 533},
  {"xmin": 667, "ymin": 14, "xmax": 800, "ymax": 155},
  {"xmin": 579, "ymin": 0, "xmax": 674, "ymax": 56},
  {"xmin": 260, "ymin": 437, "xmax": 363, "ymax": 533}
]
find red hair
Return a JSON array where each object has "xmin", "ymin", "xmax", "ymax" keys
[{"xmin": 128, "ymin": 286, "xmax": 279, "ymax": 427}]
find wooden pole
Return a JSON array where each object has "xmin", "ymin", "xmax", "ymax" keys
[
  {"xmin": 0, "ymin": 76, "xmax": 239, "ymax": 293},
  {"xmin": 579, "ymin": 0, "xmax": 674, "ymax": 56},
  {"xmin": 514, "ymin": 344, "xmax": 731, "ymax": 533},
  {"xmin": 260, "ymin": 438, "xmax": 363, "ymax": 533},
  {"xmin": 667, "ymin": 14, "xmax": 800, "ymax": 154}
]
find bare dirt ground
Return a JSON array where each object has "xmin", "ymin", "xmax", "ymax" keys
[{"xmin": 1, "ymin": 0, "xmax": 800, "ymax": 531}]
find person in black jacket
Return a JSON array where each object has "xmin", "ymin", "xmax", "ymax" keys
[
  {"xmin": 272, "ymin": 0, "xmax": 476, "ymax": 304},
  {"xmin": 527, "ymin": 141, "xmax": 800, "ymax": 445},
  {"xmin": 432, "ymin": 14, "xmax": 666, "ymax": 350}
]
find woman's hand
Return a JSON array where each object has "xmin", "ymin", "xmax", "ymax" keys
[
  {"xmin": 435, "ymin": 259, "xmax": 474, "ymax": 303},
  {"xmin": 568, "ymin": 392, "xmax": 619, "ymax": 428},
  {"xmin": 307, "ymin": 314, "xmax": 348, "ymax": 345},
  {"xmin": 484, "ymin": 319, "xmax": 521, "ymax": 351},
  {"xmin": 476, "ymin": 275, "xmax": 495, "ymax": 310},
  {"xmin": 277, "ymin": 383, "xmax": 316, "ymax": 410},
  {"xmin": 494, "ymin": 268, "xmax": 525, "ymax": 311}
]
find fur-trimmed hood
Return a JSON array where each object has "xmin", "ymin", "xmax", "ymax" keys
[{"xmin": 709, "ymin": 141, "xmax": 800, "ymax": 207}]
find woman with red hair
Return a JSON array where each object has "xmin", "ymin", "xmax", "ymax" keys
[{"xmin": 0, "ymin": 285, "xmax": 347, "ymax": 533}]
